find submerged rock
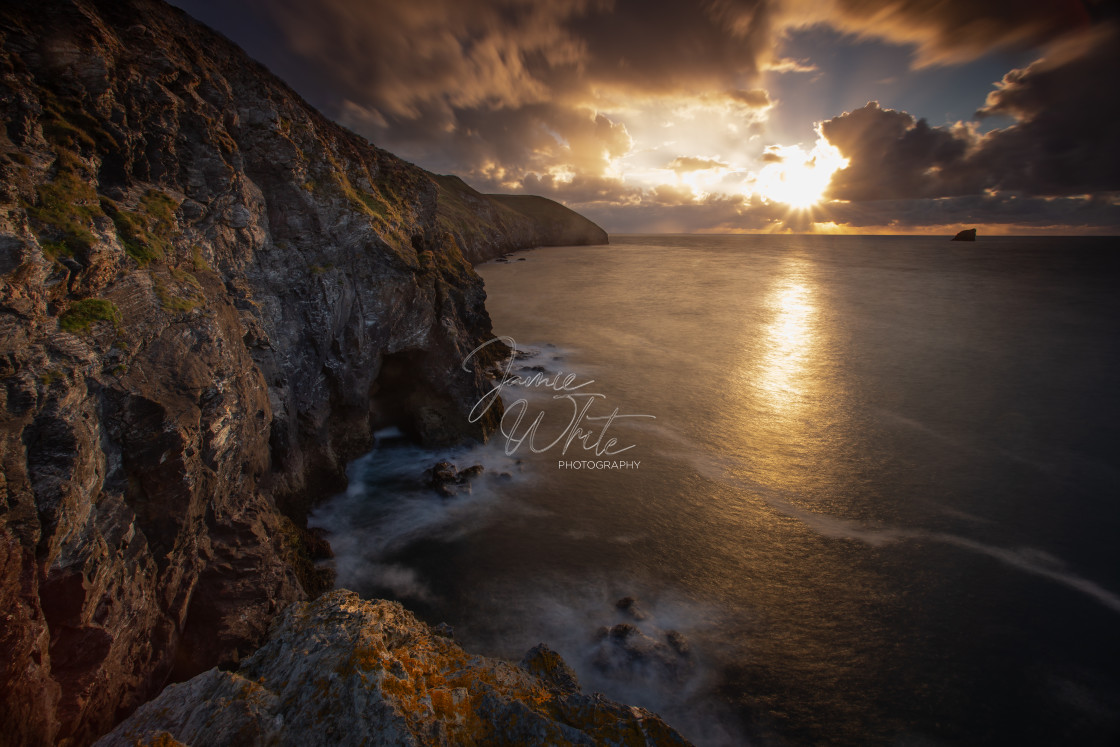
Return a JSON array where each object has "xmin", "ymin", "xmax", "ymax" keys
[
  {"xmin": 423, "ymin": 461, "xmax": 485, "ymax": 497},
  {"xmin": 592, "ymin": 623, "xmax": 694, "ymax": 684},
  {"xmin": 95, "ymin": 591, "xmax": 691, "ymax": 747},
  {"xmin": 615, "ymin": 595, "xmax": 650, "ymax": 621}
]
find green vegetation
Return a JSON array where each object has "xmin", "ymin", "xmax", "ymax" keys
[
  {"xmin": 59, "ymin": 298, "xmax": 119, "ymax": 333},
  {"xmin": 155, "ymin": 267, "xmax": 205, "ymax": 313},
  {"xmin": 337, "ymin": 172, "xmax": 391, "ymax": 221},
  {"xmin": 432, "ymin": 174, "xmax": 504, "ymax": 244},
  {"xmin": 41, "ymin": 119, "xmax": 96, "ymax": 150},
  {"xmin": 102, "ymin": 189, "xmax": 180, "ymax": 266},
  {"xmin": 140, "ymin": 189, "xmax": 178, "ymax": 231},
  {"xmin": 415, "ymin": 233, "xmax": 473, "ymax": 285},
  {"xmin": 27, "ymin": 168, "xmax": 102, "ymax": 259},
  {"xmin": 189, "ymin": 245, "xmax": 211, "ymax": 272},
  {"xmin": 26, "ymin": 151, "xmax": 179, "ymax": 267},
  {"xmin": 38, "ymin": 369, "xmax": 62, "ymax": 387},
  {"xmin": 39, "ymin": 94, "xmax": 118, "ymax": 152}
]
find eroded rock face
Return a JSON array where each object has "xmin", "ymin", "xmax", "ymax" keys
[
  {"xmin": 93, "ymin": 590, "xmax": 691, "ymax": 747},
  {"xmin": 0, "ymin": 0, "xmax": 550, "ymax": 742}
]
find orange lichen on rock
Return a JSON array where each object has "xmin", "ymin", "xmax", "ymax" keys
[{"xmin": 95, "ymin": 590, "xmax": 690, "ymax": 747}]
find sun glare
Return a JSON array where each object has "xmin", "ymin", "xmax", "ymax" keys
[{"xmin": 755, "ymin": 136, "xmax": 848, "ymax": 209}]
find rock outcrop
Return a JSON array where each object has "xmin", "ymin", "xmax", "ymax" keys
[
  {"xmin": 94, "ymin": 590, "xmax": 691, "ymax": 747},
  {"xmin": 950, "ymin": 228, "xmax": 977, "ymax": 241},
  {"xmin": 0, "ymin": 0, "xmax": 609, "ymax": 743},
  {"xmin": 434, "ymin": 175, "xmax": 608, "ymax": 264}
]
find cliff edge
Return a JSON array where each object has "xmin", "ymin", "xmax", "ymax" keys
[
  {"xmin": 94, "ymin": 590, "xmax": 690, "ymax": 747},
  {"xmin": 0, "ymin": 0, "xmax": 608, "ymax": 743},
  {"xmin": 434, "ymin": 175, "xmax": 608, "ymax": 265}
]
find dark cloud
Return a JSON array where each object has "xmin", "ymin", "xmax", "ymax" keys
[
  {"xmin": 974, "ymin": 23, "xmax": 1120, "ymax": 194},
  {"xmin": 820, "ymin": 101, "xmax": 973, "ymax": 200},
  {"xmin": 564, "ymin": 0, "xmax": 774, "ymax": 94},
  {"xmin": 821, "ymin": 24, "xmax": 1120, "ymax": 204},
  {"xmin": 787, "ymin": 0, "xmax": 1097, "ymax": 66},
  {"xmin": 261, "ymin": 0, "xmax": 595, "ymax": 116}
]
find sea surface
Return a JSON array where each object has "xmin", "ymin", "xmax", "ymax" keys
[{"xmin": 311, "ymin": 234, "xmax": 1120, "ymax": 745}]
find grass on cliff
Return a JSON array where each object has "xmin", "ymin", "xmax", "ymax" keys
[
  {"xmin": 432, "ymin": 174, "xmax": 516, "ymax": 244},
  {"xmin": 39, "ymin": 94, "xmax": 119, "ymax": 154},
  {"xmin": 310, "ymin": 170, "xmax": 396, "ymax": 224},
  {"xmin": 101, "ymin": 190, "xmax": 180, "ymax": 266},
  {"xmin": 27, "ymin": 148, "xmax": 179, "ymax": 266},
  {"xmin": 307, "ymin": 150, "xmax": 403, "ymax": 227},
  {"xmin": 59, "ymin": 298, "xmax": 119, "ymax": 334},
  {"xmin": 26, "ymin": 165, "xmax": 102, "ymax": 259},
  {"xmin": 154, "ymin": 267, "xmax": 205, "ymax": 313}
]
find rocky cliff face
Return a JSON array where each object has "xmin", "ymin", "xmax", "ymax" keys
[
  {"xmin": 94, "ymin": 590, "xmax": 690, "ymax": 747},
  {"xmin": 434, "ymin": 175, "xmax": 609, "ymax": 265},
  {"xmin": 0, "ymin": 0, "xmax": 607, "ymax": 744}
]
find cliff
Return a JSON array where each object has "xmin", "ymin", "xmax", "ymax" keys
[
  {"xmin": 94, "ymin": 590, "xmax": 689, "ymax": 747},
  {"xmin": 0, "ymin": 0, "xmax": 608, "ymax": 744},
  {"xmin": 434, "ymin": 175, "xmax": 608, "ymax": 264}
]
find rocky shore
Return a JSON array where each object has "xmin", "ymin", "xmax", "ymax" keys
[
  {"xmin": 94, "ymin": 590, "xmax": 688, "ymax": 747},
  {"xmin": 0, "ymin": 0, "xmax": 641, "ymax": 744}
]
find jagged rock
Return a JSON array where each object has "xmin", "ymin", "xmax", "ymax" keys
[
  {"xmin": 592, "ymin": 624, "xmax": 694, "ymax": 683},
  {"xmin": 521, "ymin": 644, "xmax": 581, "ymax": 695},
  {"xmin": 666, "ymin": 630, "xmax": 690, "ymax": 655},
  {"xmin": 425, "ymin": 461, "xmax": 460, "ymax": 494},
  {"xmin": 459, "ymin": 464, "xmax": 485, "ymax": 480},
  {"xmin": 94, "ymin": 591, "xmax": 691, "ymax": 747},
  {"xmin": 0, "ymin": 0, "xmax": 604, "ymax": 742},
  {"xmin": 951, "ymin": 228, "xmax": 977, "ymax": 241},
  {"xmin": 423, "ymin": 461, "xmax": 484, "ymax": 497}
]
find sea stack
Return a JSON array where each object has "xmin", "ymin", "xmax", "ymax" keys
[{"xmin": 951, "ymin": 228, "xmax": 977, "ymax": 241}]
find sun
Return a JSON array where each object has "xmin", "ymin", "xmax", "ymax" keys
[{"xmin": 755, "ymin": 136, "xmax": 848, "ymax": 209}]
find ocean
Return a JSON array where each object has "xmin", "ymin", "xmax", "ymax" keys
[{"xmin": 310, "ymin": 234, "xmax": 1120, "ymax": 745}]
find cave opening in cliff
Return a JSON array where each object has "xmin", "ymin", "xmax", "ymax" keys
[{"xmin": 369, "ymin": 350, "xmax": 454, "ymax": 445}]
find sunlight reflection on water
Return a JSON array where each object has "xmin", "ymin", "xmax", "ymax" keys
[{"xmin": 313, "ymin": 235, "xmax": 1120, "ymax": 746}]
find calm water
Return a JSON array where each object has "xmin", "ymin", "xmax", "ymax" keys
[{"xmin": 312, "ymin": 234, "xmax": 1120, "ymax": 745}]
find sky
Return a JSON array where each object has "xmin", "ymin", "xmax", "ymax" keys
[{"xmin": 171, "ymin": 0, "xmax": 1120, "ymax": 234}]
